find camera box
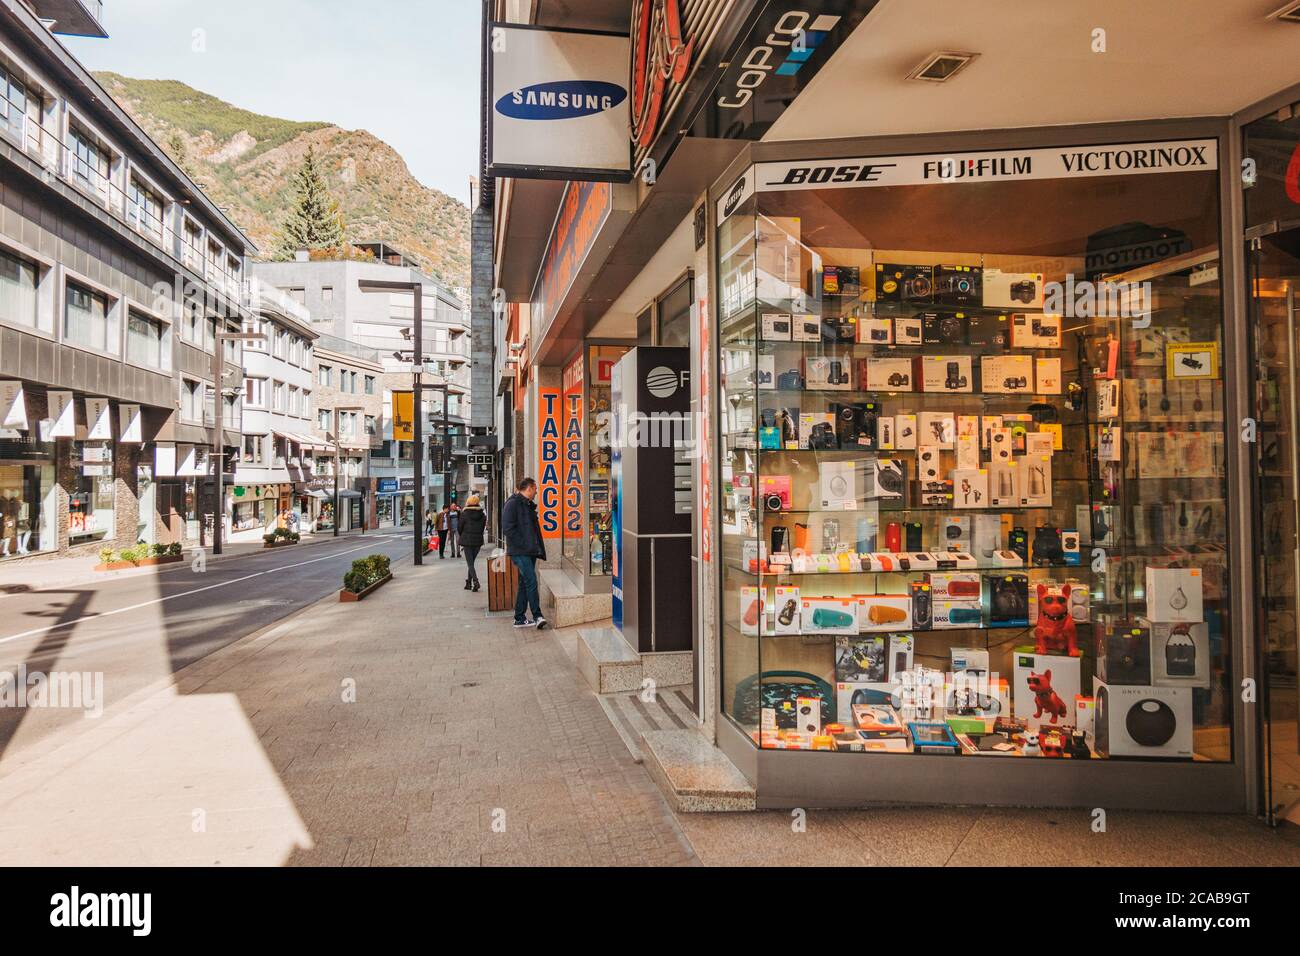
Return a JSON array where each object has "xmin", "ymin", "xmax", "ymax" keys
[
  {"xmin": 918, "ymin": 412, "xmax": 956, "ymax": 448},
  {"xmin": 801, "ymin": 597, "xmax": 860, "ymax": 635},
  {"xmin": 875, "ymin": 263, "xmax": 933, "ymax": 303},
  {"xmin": 981, "ymin": 355, "xmax": 1035, "ymax": 394},
  {"xmin": 983, "ymin": 269, "xmax": 1044, "ymax": 309},
  {"xmin": 888, "ymin": 634, "xmax": 914, "ymax": 678},
  {"xmin": 894, "ymin": 413, "xmax": 918, "ymax": 450},
  {"xmin": 756, "ymin": 354, "xmax": 776, "ymax": 390},
  {"xmin": 761, "ymin": 312, "xmax": 792, "ymax": 341},
  {"xmin": 864, "ymin": 356, "xmax": 914, "ymax": 391},
  {"xmin": 1148, "ymin": 621, "xmax": 1211, "ymax": 688},
  {"xmin": 1013, "ymin": 650, "xmax": 1082, "ymax": 729},
  {"xmin": 933, "ymin": 599, "xmax": 982, "ymax": 629},
  {"xmin": 953, "ymin": 468, "xmax": 989, "ymax": 508},
  {"xmin": 1096, "ymin": 621, "xmax": 1152, "ymax": 685},
  {"xmin": 1092, "ymin": 679, "xmax": 1194, "ymax": 759},
  {"xmin": 792, "ymin": 314, "xmax": 822, "ymax": 342},
  {"xmin": 1146, "ymin": 567, "xmax": 1204, "ymax": 623},
  {"xmin": 857, "ymin": 318, "xmax": 893, "ymax": 345},
  {"xmin": 920, "ymin": 355, "xmax": 974, "ymax": 393},
  {"xmin": 836, "ymin": 635, "xmax": 888, "ymax": 682},
  {"xmin": 921, "ymin": 311, "xmax": 969, "ymax": 344},
  {"xmin": 799, "ymin": 412, "xmax": 835, "ymax": 449},
  {"xmin": 805, "ymin": 355, "xmax": 853, "ymax": 391},
  {"xmin": 934, "ymin": 265, "xmax": 982, "ymax": 306},
  {"xmin": 1011, "ymin": 312, "xmax": 1062, "ymax": 349},
  {"xmin": 855, "ymin": 594, "xmax": 913, "ymax": 631},
  {"xmin": 772, "ymin": 586, "xmax": 801, "ymax": 635},
  {"xmin": 1036, "ymin": 357, "xmax": 1063, "ymax": 394},
  {"xmin": 967, "ymin": 311, "xmax": 1012, "ymax": 349},
  {"xmin": 1019, "ymin": 454, "xmax": 1053, "ymax": 507},
  {"xmin": 894, "ymin": 316, "xmax": 923, "ymax": 345}
]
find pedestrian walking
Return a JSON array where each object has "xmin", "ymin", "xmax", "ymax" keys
[
  {"xmin": 435, "ymin": 504, "xmax": 451, "ymax": 559},
  {"xmin": 458, "ymin": 495, "xmax": 487, "ymax": 592},
  {"xmin": 501, "ymin": 477, "xmax": 548, "ymax": 629},
  {"xmin": 447, "ymin": 502, "xmax": 461, "ymax": 558}
]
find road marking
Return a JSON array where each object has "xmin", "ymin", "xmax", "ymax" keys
[{"xmin": 0, "ymin": 539, "xmax": 407, "ymax": 648}]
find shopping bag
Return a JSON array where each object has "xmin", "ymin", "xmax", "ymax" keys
[{"xmin": 428, "ymin": 533, "xmax": 439, "ymax": 553}]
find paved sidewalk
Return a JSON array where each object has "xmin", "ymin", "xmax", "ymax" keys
[
  {"xmin": 0, "ymin": 530, "xmax": 374, "ymax": 594},
  {"xmin": 0, "ymin": 553, "xmax": 697, "ymax": 866}
]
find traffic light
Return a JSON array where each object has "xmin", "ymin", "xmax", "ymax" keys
[{"xmin": 450, "ymin": 488, "xmax": 458, "ymax": 502}]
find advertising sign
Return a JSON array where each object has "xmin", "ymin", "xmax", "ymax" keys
[
  {"xmin": 563, "ymin": 359, "xmax": 584, "ymax": 543},
  {"xmin": 47, "ymin": 391, "xmax": 75, "ymax": 438},
  {"xmin": 489, "ymin": 24, "xmax": 631, "ymax": 180},
  {"xmin": 85, "ymin": 397, "xmax": 111, "ymax": 441},
  {"xmin": 391, "ymin": 391, "xmax": 414, "ymax": 442},
  {"xmin": 538, "ymin": 387, "xmax": 563, "ymax": 539},
  {"xmin": 1, "ymin": 381, "xmax": 27, "ymax": 431},
  {"xmin": 119, "ymin": 404, "xmax": 143, "ymax": 444}
]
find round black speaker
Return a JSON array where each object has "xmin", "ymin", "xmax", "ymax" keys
[{"xmin": 1126, "ymin": 699, "xmax": 1177, "ymax": 747}]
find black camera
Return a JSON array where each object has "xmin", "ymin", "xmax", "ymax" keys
[
  {"xmin": 1009, "ymin": 280, "xmax": 1037, "ymax": 304},
  {"xmin": 887, "ymin": 371, "xmax": 910, "ymax": 388},
  {"xmin": 1003, "ymin": 376, "xmax": 1028, "ymax": 390},
  {"xmin": 868, "ymin": 326, "xmax": 890, "ymax": 342},
  {"xmin": 876, "ymin": 264, "xmax": 934, "ymax": 303},
  {"xmin": 808, "ymin": 422, "xmax": 839, "ymax": 450},
  {"xmin": 921, "ymin": 311, "xmax": 967, "ymax": 345},
  {"xmin": 821, "ymin": 318, "xmax": 855, "ymax": 343},
  {"xmin": 776, "ymin": 369, "xmax": 804, "ymax": 390},
  {"xmin": 933, "ymin": 265, "xmax": 982, "ymax": 306},
  {"xmin": 946, "ymin": 361, "xmax": 968, "ymax": 390},
  {"xmin": 763, "ymin": 493, "xmax": 786, "ymax": 512}
]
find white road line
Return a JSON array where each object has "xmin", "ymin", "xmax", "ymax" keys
[{"xmin": 0, "ymin": 539, "xmax": 406, "ymax": 647}]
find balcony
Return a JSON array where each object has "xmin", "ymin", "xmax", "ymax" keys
[{"xmin": 27, "ymin": 0, "xmax": 108, "ymax": 38}]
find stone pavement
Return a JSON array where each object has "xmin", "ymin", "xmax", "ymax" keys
[{"xmin": 0, "ymin": 551, "xmax": 697, "ymax": 866}]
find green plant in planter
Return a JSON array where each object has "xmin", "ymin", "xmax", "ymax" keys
[
  {"xmin": 99, "ymin": 546, "xmax": 115, "ymax": 565},
  {"xmin": 167, "ymin": 542, "xmax": 183, "ymax": 557},
  {"xmin": 119, "ymin": 547, "xmax": 143, "ymax": 566},
  {"xmin": 151, "ymin": 543, "xmax": 168, "ymax": 558},
  {"xmin": 343, "ymin": 553, "xmax": 392, "ymax": 593}
]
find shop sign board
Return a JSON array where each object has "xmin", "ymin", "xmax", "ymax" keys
[
  {"xmin": 532, "ymin": 180, "xmax": 614, "ymax": 335},
  {"xmin": 538, "ymin": 387, "xmax": 563, "ymax": 539},
  {"xmin": 489, "ymin": 23, "xmax": 631, "ymax": 181},
  {"xmin": 155, "ymin": 443, "xmax": 177, "ymax": 478},
  {"xmin": 719, "ymin": 139, "xmax": 1220, "ymax": 222},
  {"xmin": 1, "ymin": 381, "xmax": 27, "ymax": 431},
  {"xmin": 84, "ymin": 397, "xmax": 112, "ymax": 441},
  {"xmin": 377, "ymin": 478, "xmax": 399, "ymax": 494},
  {"xmin": 119, "ymin": 404, "xmax": 143, "ymax": 444},
  {"xmin": 47, "ymin": 391, "xmax": 75, "ymax": 438}
]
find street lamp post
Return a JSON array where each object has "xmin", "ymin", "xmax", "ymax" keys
[
  {"xmin": 212, "ymin": 328, "xmax": 265, "ymax": 556},
  {"xmin": 358, "ymin": 279, "xmax": 425, "ymax": 566},
  {"xmin": 326, "ymin": 432, "xmax": 341, "ymax": 538}
]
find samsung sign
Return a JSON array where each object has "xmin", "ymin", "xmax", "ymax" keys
[{"xmin": 489, "ymin": 25, "xmax": 631, "ymax": 181}]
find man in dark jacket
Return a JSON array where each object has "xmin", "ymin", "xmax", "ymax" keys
[
  {"xmin": 501, "ymin": 477, "xmax": 548, "ymax": 629},
  {"xmin": 458, "ymin": 495, "xmax": 487, "ymax": 592}
]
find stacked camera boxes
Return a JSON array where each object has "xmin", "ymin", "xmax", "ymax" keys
[{"xmin": 1090, "ymin": 567, "xmax": 1200, "ymax": 758}]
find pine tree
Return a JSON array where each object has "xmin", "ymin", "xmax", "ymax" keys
[
  {"xmin": 275, "ymin": 146, "xmax": 346, "ymax": 258},
  {"xmin": 166, "ymin": 131, "xmax": 192, "ymax": 177}
]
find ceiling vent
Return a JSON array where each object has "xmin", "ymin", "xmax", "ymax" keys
[
  {"xmin": 907, "ymin": 51, "xmax": 979, "ymax": 83},
  {"xmin": 1268, "ymin": 1, "xmax": 1300, "ymax": 23}
]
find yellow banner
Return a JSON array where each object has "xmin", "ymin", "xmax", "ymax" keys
[{"xmin": 392, "ymin": 391, "xmax": 414, "ymax": 442}]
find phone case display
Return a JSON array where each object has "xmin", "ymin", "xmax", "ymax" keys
[{"xmin": 718, "ymin": 182, "xmax": 1232, "ymax": 768}]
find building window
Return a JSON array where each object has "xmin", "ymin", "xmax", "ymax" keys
[
  {"xmin": 0, "ymin": 247, "xmax": 38, "ymax": 330},
  {"xmin": 321, "ymin": 286, "xmax": 334, "ymax": 302},
  {"xmin": 245, "ymin": 377, "xmax": 265, "ymax": 409},
  {"xmin": 242, "ymin": 434, "xmax": 264, "ymax": 466},
  {"xmin": 365, "ymin": 414, "xmax": 377, "ymax": 436},
  {"xmin": 319, "ymin": 365, "xmax": 333, "ymax": 387},
  {"xmin": 288, "ymin": 385, "xmax": 300, "ymax": 417},
  {"xmin": 67, "ymin": 123, "xmax": 110, "ymax": 198},
  {"xmin": 364, "ymin": 375, "xmax": 376, "ymax": 395},
  {"xmin": 318, "ymin": 409, "xmax": 332, "ymax": 432},
  {"xmin": 180, "ymin": 378, "xmax": 203, "ymax": 422},
  {"xmin": 64, "ymin": 282, "xmax": 116, "ymax": 353},
  {"xmin": 0, "ymin": 64, "xmax": 27, "ymax": 140},
  {"xmin": 289, "ymin": 288, "xmax": 306, "ymax": 304},
  {"xmin": 272, "ymin": 380, "xmax": 286, "ymax": 412},
  {"xmin": 0, "ymin": 462, "xmax": 55, "ymax": 561},
  {"xmin": 69, "ymin": 442, "xmax": 114, "ymax": 542},
  {"xmin": 338, "ymin": 410, "xmax": 357, "ymax": 440},
  {"xmin": 128, "ymin": 175, "xmax": 165, "ymax": 241},
  {"xmin": 183, "ymin": 220, "xmax": 203, "ymax": 269},
  {"xmin": 126, "ymin": 309, "xmax": 168, "ymax": 371}
]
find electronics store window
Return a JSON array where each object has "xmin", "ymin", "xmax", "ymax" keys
[{"xmin": 718, "ymin": 140, "xmax": 1230, "ymax": 762}]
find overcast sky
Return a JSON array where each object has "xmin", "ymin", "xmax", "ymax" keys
[{"xmin": 63, "ymin": 0, "xmax": 481, "ymax": 204}]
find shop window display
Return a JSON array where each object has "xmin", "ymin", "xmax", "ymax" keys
[
  {"xmin": 0, "ymin": 463, "xmax": 53, "ymax": 559},
  {"xmin": 69, "ymin": 443, "xmax": 114, "ymax": 542},
  {"xmin": 718, "ymin": 140, "xmax": 1230, "ymax": 762},
  {"xmin": 586, "ymin": 345, "xmax": 628, "ymax": 577}
]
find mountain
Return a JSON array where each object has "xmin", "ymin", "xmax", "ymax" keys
[{"xmin": 93, "ymin": 72, "xmax": 470, "ymax": 290}]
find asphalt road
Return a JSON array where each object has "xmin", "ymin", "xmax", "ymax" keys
[{"xmin": 0, "ymin": 532, "xmax": 416, "ymax": 760}]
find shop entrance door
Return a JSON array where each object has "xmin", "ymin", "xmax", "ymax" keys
[
  {"xmin": 157, "ymin": 482, "xmax": 185, "ymax": 546},
  {"xmin": 1249, "ymin": 220, "xmax": 1300, "ymax": 826}
]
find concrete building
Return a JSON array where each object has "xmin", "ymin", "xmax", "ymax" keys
[
  {"xmin": 311, "ymin": 333, "xmax": 383, "ymax": 532},
  {"xmin": 251, "ymin": 243, "xmax": 472, "ymax": 519},
  {"xmin": 0, "ymin": 0, "xmax": 254, "ymax": 562},
  {"xmin": 228, "ymin": 282, "xmax": 319, "ymax": 540}
]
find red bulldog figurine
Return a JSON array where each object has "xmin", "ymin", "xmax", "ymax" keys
[
  {"xmin": 1034, "ymin": 583, "xmax": 1078, "ymax": 657},
  {"xmin": 1026, "ymin": 669, "xmax": 1068, "ymax": 725}
]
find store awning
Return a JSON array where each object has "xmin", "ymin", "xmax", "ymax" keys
[{"xmin": 273, "ymin": 430, "xmax": 327, "ymax": 452}]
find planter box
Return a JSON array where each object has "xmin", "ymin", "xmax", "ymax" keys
[
  {"xmin": 263, "ymin": 539, "xmax": 300, "ymax": 549},
  {"xmin": 339, "ymin": 572, "xmax": 393, "ymax": 603},
  {"xmin": 94, "ymin": 554, "xmax": 184, "ymax": 572}
]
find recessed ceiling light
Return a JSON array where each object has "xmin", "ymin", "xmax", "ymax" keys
[
  {"xmin": 907, "ymin": 51, "xmax": 979, "ymax": 83},
  {"xmin": 1268, "ymin": 1, "xmax": 1300, "ymax": 22}
]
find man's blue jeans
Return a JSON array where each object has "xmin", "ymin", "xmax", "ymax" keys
[{"xmin": 511, "ymin": 554, "xmax": 542, "ymax": 624}]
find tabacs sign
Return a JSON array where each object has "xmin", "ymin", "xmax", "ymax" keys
[{"xmin": 489, "ymin": 24, "xmax": 632, "ymax": 182}]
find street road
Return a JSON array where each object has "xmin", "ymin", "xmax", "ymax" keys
[{"xmin": 0, "ymin": 533, "xmax": 415, "ymax": 760}]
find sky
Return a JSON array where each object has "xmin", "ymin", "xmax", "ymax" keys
[{"xmin": 63, "ymin": 0, "xmax": 481, "ymax": 204}]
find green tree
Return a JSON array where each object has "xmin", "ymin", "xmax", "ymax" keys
[
  {"xmin": 166, "ymin": 131, "xmax": 192, "ymax": 177},
  {"xmin": 274, "ymin": 146, "xmax": 346, "ymax": 258}
]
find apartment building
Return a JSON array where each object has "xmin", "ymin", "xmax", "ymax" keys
[
  {"xmin": 251, "ymin": 244, "xmax": 472, "ymax": 522},
  {"xmin": 311, "ymin": 333, "xmax": 382, "ymax": 532},
  {"xmin": 228, "ymin": 282, "xmax": 319, "ymax": 540},
  {"xmin": 0, "ymin": 0, "xmax": 254, "ymax": 561}
]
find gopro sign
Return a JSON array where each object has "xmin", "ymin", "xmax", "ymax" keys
[{"xmin": 489, "ymin": 24, "xmax": 632, "ymax": 181}]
